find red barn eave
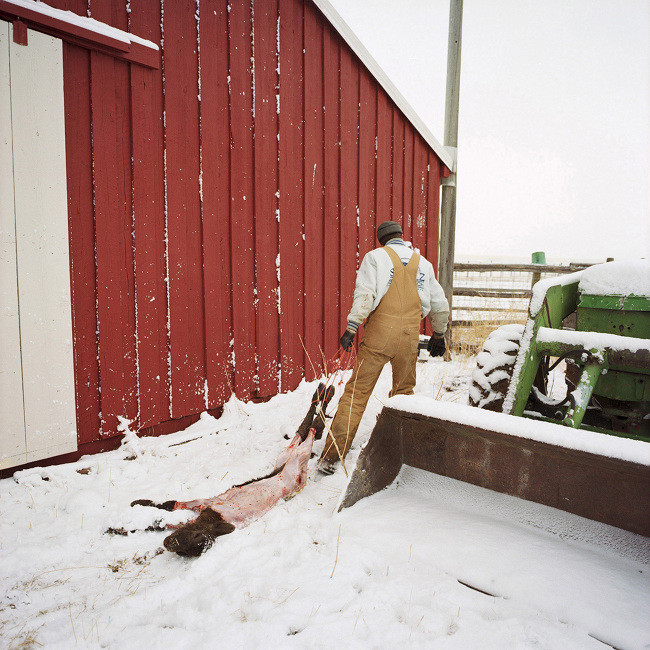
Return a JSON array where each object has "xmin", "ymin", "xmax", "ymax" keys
[
  {"xmin": 312, "ymin": 0, "xmax": 455, "ymax": 174},
  {"xmin": 0, "ymin": 0, "xmax": 159, "ymax": 68}
]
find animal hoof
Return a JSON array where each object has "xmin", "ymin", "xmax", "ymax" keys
[
  {"xmin": 131, "ymin": 499, "xmax": 176, "ymax": 511},
  {"xmin": 131, "ymin": 499, "xmax": 155, "ymax": 508}
]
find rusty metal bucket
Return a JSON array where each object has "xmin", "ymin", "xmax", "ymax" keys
[{"xmin": 339, "ymin": 405, "xmax": 650, "ymax": 537}]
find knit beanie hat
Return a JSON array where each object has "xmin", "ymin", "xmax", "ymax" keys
[{"xmin": 377, "ymin": 220, "xmax": 403, "ymax": 245}]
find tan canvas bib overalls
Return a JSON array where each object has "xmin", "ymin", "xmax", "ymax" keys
[{"xmin": 322, "ymin": 247, "xmax": 422, "ymax": 464}]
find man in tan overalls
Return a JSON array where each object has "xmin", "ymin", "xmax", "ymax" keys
[{"xmin": 319, "ymin": 221, "xmax": 449, "ymax": 474}]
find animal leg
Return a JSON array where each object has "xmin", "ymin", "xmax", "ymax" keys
[
  {"xmin": 311, "ymin": 384, "xmax": 335, "ymax": 440},
  {"xmin": 296, "ymin": 382, "xmax": 327, "ymax": 441},
  {"xmin": 130, "ymin": 499, "xmax": 177, "ymax": 511}
]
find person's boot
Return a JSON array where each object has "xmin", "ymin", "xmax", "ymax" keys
[
  {"xmin": 317, "ymin": 460, "xmax": 337, "ymax": 476},
  {"xmin": 163, "ymin": 508, "xmax": 235, "ymax": 557}
]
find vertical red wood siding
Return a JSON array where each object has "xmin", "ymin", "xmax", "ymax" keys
[
  {"xmin": 278, "ymin": 0, "xmax": 305, "ymax": 392},
  {"xmin": 165, "ymin": 0, "xmax": 207, "ymax": 417},
  {"xmin": 303, "ymin": 2, "xmax": 325, "ymax": 374},
  {"xmin": 130, "ymin": 1, "xmax": 169, "ymax": 428},
  {"xmin": 322, "ymin": 26, "xmax": 340, "ymax": 363},
  {"xmin": 63, "ymin": 43, "xmax": 100, "ymax": 445},
  {"xmin": 49, "ymin": 0, "xmax": 446, "ymax": 448},
  {"xmin": 201, "ymin": 3, "xmax": 235, "ymax": 408},
  {"xmin": 229, "ymin": 0, "xmax": 257, "ymax": 399},
  {"xmin": 358, "ymin": 67, "xmax": 376, "ymax": 259},
  {"xmin": 338, "ymin": 44, "xmax": 360, "ymax": 342},
  {"xmin": 253, "ymin": 0, "xmax": 281, "ymax": 394}
]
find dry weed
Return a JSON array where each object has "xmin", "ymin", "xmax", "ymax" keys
[{"xmin": 450, "ymin": 306, "xmax": 528, "ymax": 357}]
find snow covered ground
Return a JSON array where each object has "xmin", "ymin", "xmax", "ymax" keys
[{"xmin": 1, "ymin": 355, "xmax": 648, "ymax": 649}]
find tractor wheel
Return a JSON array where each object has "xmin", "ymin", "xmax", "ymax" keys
[{"xmin": 468, "ymin": 324, "xmax": 524, "ymax": 412}]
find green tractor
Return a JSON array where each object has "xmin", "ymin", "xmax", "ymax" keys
[
  {"xmin": 339, "ymin": 260, "xmax": 650, "ymax": 536},
  {"xmin": 469, "ymin": 260, "xmax": 650, "ymax": 440}
]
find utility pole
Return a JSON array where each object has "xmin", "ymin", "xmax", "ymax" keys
[{"xmin": 439, "ymin": 0, "xmax": 463, "ymax": 343}]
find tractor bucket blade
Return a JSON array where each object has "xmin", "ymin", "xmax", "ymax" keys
[
  {"xmin": 339, "ymin": 404, "xmax": 650, "ymax": 537},
  {"xmin": 338, "ymin": 409, "xmax": 405, "ymax": 511}
]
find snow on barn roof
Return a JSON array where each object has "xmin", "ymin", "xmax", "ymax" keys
[
  {"xmin": 312, "ymin": 0, "xmax": 455, "ymax": 172},
  {"xmin": 1, "ymin": 0, "xmax": 158, "ymax": 50}
]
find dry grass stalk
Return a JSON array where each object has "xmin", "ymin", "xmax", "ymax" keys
[
  {"xmin": 8, "ymin": 627, "xmax": 43, "ymax": 649},
  {"xmin": 274, "ymin": 587, "xmax": 300, "ymax": 607},
  {"xmin": 300, "ymin": 335, "xmax": 352, "ymax": 478},
  {"xmin": 298, "ymin": 334, "xmax": 321, "ymax": 382},
  {"xmin": 451, "ymin": 304, "xmax": 528, "ymax": 357},
  {"xmin": 353, "ymin": 608, "xmax": 362, "ymax": 634},
  {"xmin": 338, "ymin": 358, "xmax": 364, "ymax": 474},
  {"xmin": 68, "ymin": 603, "xmax": 77, "ymax": 645},
  {"xmin": 330, "ymin": 524, "xmax": 342, "ymax": 579},
  {"xmin": 317, "ymin": 358, "xmax": 364, "ymax": 479}
]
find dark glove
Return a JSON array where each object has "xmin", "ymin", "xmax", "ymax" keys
[
  {"xmin": 427, "ymin": 334, "xmax": 446, "ymax": 357},
  {"xmin": 340, "ymin": 329, "xmax": 356, "ymax": 351}
]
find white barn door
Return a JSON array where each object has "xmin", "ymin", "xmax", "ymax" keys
[{"xmin": 0, "ymin": 23, "xmax": 77, "ymax": 470}]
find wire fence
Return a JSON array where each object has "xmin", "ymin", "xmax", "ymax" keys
[{"xmin": 451, "ymin": 262, "xmax": 592, "ymax": 352}]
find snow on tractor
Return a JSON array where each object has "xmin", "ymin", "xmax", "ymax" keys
[{"xmin": 339, "ymin": 260, "xmax": 650, "ymax": 536}]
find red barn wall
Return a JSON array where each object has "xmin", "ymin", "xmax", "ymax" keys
[{"xmin": 46, "ymin": 0, "xmax": 445, "ymax": 450}]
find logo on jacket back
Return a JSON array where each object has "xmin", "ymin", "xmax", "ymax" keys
[
  {"xmin": 386, "ymin": 268, "xmax": 425, "ymax": 293},
  {"xmin": 386, "ymin": 267, "xmax": 394, "ymax": 291}
]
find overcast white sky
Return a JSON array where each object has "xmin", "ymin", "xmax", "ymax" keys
[{"xmin": 329, "ymin": 0, "xmax": 649, "ymax": 263}]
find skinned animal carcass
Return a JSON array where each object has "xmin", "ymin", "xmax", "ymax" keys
[{"xmin": 132, "ymin": 383, "xmax": 334, "ymax": 556}]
